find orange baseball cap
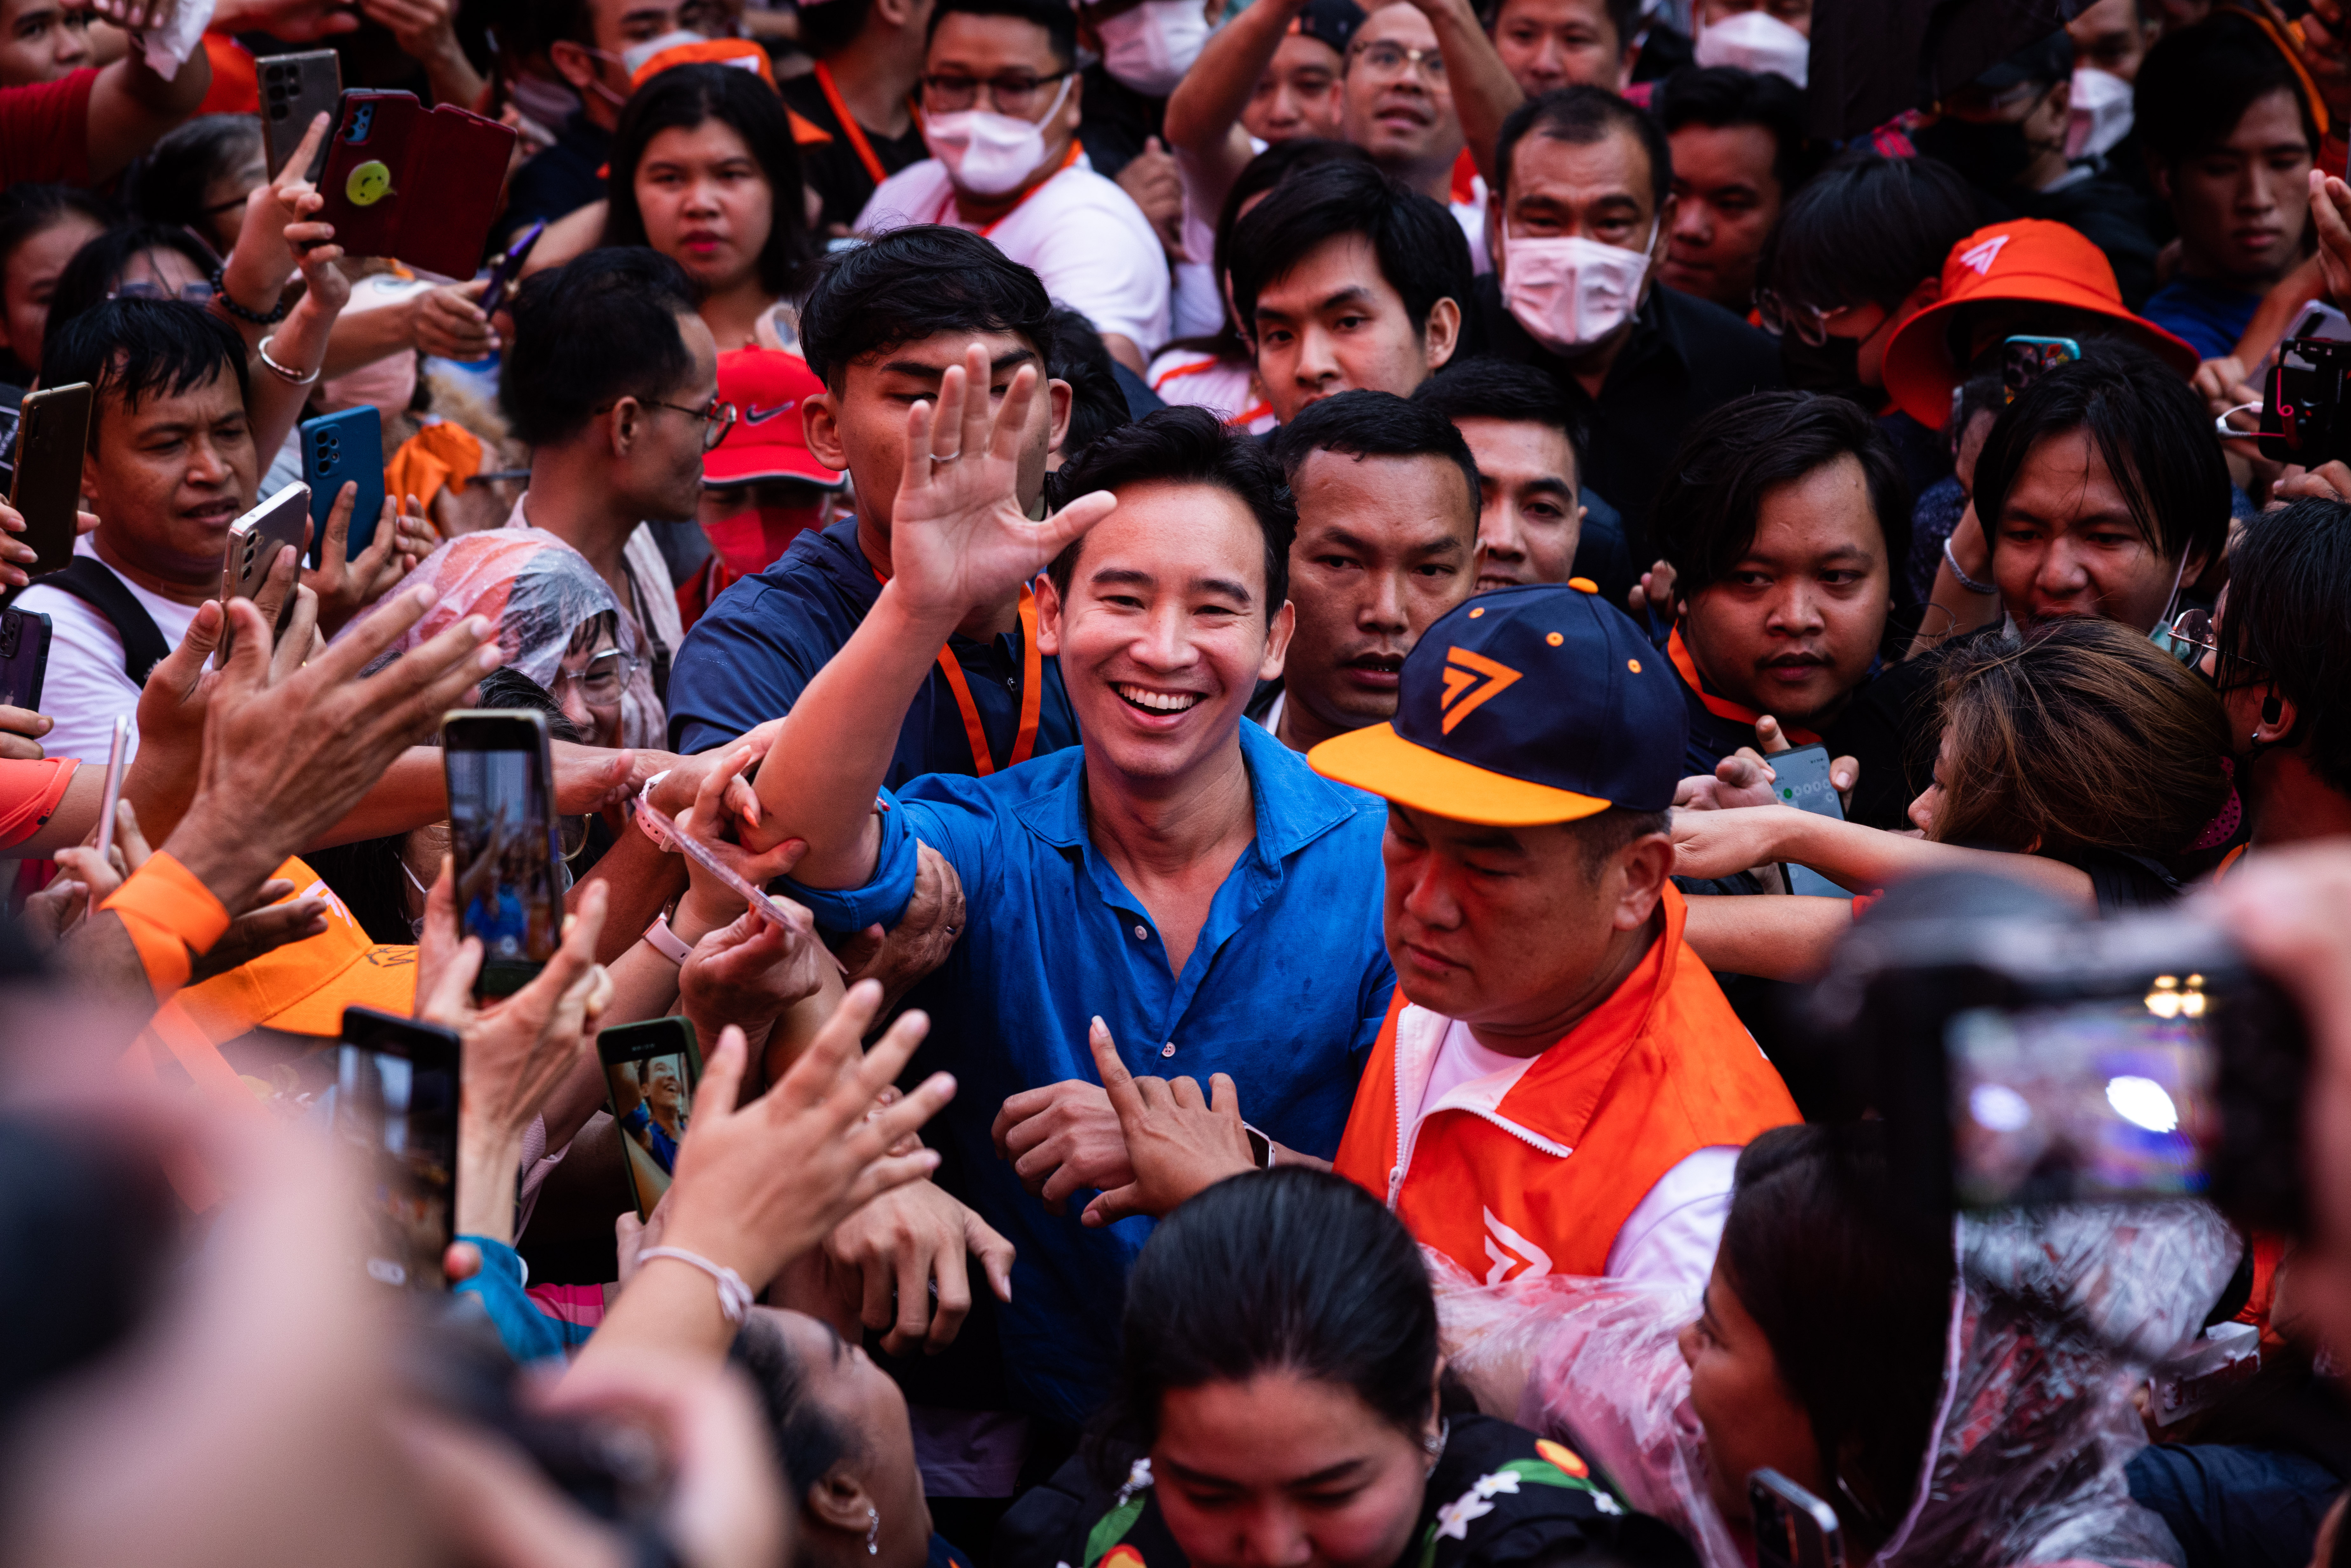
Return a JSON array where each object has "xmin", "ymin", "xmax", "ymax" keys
[
  {"xmin": 1879, "ymin": 219, "xmax": 2201, "ymax": 427},
  {"xmin": 160, "ymin": 856, "xmax": 418, "ymax": 1047}
]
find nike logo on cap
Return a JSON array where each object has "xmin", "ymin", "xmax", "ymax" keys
[{"xmin": 743, "ymin": 401, "xmax": 798, "ymax": 425}]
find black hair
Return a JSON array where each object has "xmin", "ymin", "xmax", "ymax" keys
[
  {"xmin": 1651, "ymin": 390, "xmax": 1911, "ymax": 601},
  {"xmin": 730, "ymin": 1314, "xmax": 860, "ymax": 1504},
  {"xmin": 1493, "ymin": 85, "xmax": 1670, "ymax": 211},
  {"xmin": 1226, "ymin": 159, "xmax": 1471, "ymax": 341},
  {"xmin": 1047, "ymin": 405, "xmax": 1297, "ymax": 615},
  {"xmin": 1480, "ymin": 0, "xmax": 1638, "ymax": 51},
  {"xmin": 1271, "ymin": 388, "xmax": 1480, "ymax": 526},
  {"xmin": 1720, "ymin": 1124, "xmax": 1953, "ymax": 1545},
  {"xmin": 798, "ymin": 225, "xmax": 1056, "ymax": 392},
  {"xmin": 1652, "ymin": 65, "xmax": 1821, "ymax": 196},
  {"xmin": 926, "ymin": 0, "xmax": 1078, "ymax": 71},
  {"xmin": 0, "ymin": 183, "xmax": 115, "ymax": 276},
  {"xmin": 44, "ymin": 223, "xmax": 222, "ymax": 341},
  {"xmin": 602, "ymin": 64, "xmax": 818, "ymax": 300},
  {"xmin": 126, "ymin": 114, "xmax": 263, "ymax": 232},
  {"xmin": 1100, "ymin": 1168, "xmax": 1437, "ymax": 1463},
  {"xmin": 1971, "ymin": 343, "xmax": 2231, "ymax": 574},
  {"xmin": 1042, "ymin": 305, "xmax": 1131, "ymax": 464},
  {"xmin": 2135, "ymin": 10, "xmax": 2320, "ymax": 168},
  {"xmin": 1156, "ymin": 138, "xmax": 1376, "ymax": 360},
  {"xmin": 41, "ymin": 298, "xmax": 249, "ymax": 450},
  {"xmin": 2220, "ymin": 498, "xmax": 2351, "ymax": 797},
  {"xmin": 500, "ymin": 247, "xmax": 702, "ymax": 449},
  {"xmin": 1758, "ymin": 152, "xmax": 1979, "ymax": 314},
  {"xmin": 1410, "ymin": 354, "xmax": 1585, "ymax": 476},
  {"xmin": 798, "ymin": 0, "xmax": 878, "ymax": 58}
]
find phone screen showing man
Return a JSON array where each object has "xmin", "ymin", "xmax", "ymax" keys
[
  {"xmin": 609, "ymin": 1050, "xmax": 696, "ymax": 1218},
  {"xmin": 449, "ymin": 747, "xmax": 560, "ymax": 981}
]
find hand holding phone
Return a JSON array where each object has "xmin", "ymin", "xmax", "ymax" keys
[
  {"xmin": 477, "ymin": 219, "xmax": 546, "ymax": 320},
  {"xmin": 0, "ymin": 607, "xmax": 51, "ymax": 715},
  {"xmin": 445, "ymin": 710, "xmax": 566, "ymax": 999},
  {"xmin": 300, "ymin": 407, "xmax": 384, "ymax": 567},
  {"xmin": 9, "ymin": 382, "xmax": 92, "ymax": 580},
  {"xmin": 1765, "ymin": 743, "xmax": 1852, "ymax": 900},
  {"xmin": 335, "ymin": 1005, "xmax": 461, "ymax": 1292},
  {"xmin": 315, "ymin": 91, "xmax": 518, "ymax": 280},
  {"xmin": 632, "ymin": 788, "xmax": 845, "ymax": 971},
  {"xmin": 216, "ymin": 483, "xmax": 312, "ymax": 665}
]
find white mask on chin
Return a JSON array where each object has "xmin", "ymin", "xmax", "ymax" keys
[
  {"xmin": 1499, "ymin": 223, "xmax": 1656, "ymax": 355},
  {"xmin": 1096, "ymin": 0, "xmax": 1212, "ymax": 96},
  {"xmin": 620, "ymin": 28, "xmax": 710, "ymax": 75},
  {"xmin": 2066, "ymin": 65, "xmax": 2135, "ymax": 161},
  {"xmin": 924, "ymin": 74, "xmax": 1076, "ymax": 196},
  {"xmin": 1692, "ymin": 9, "xmax": 1810, "ymax": 88}
]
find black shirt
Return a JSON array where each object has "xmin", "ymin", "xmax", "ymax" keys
[
  {"xmin": 779, "ymin": 68, "xmax": 931, "ymax": 233},
  {"xmin": 1472, "ymin": 276, "xmax": 1783, "ymax": 562},
  {"xmin": 1074, "ymin": 61, "xmax": 1166, "ymax": 182},
  {"xmin": 495, "ymin": 111, "xmax": 612, "ymax": 250}
]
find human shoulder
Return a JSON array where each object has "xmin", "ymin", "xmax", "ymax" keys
[
  {"xmin": 1421, "ymin": 1414, "xmax": 1695, "ymax": 1567},
  {"xmin": 1652, "ymin": 286, "xmax": 1779, "ymax": 382},
  {"xmin": 858, "ymin": 160, "xmax": 954, "ymax": 231}
]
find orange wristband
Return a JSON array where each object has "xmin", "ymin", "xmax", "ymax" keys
[{"xmin": 101, "ymin": 852, "xmax": 232, "ymax": 997}]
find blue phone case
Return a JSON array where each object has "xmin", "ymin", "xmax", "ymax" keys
[{"xmin": 301, "ymin": 406, "xmax": 384, "ymax": 567}]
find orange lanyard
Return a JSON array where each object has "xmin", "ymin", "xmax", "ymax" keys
[
  {"xmin": 1667, "ymin": 626, "xmax": 1821, "ymax": 746},
  {"xmin": 873, "ymin": 560, "xmax": 1044, "ymax": 775},
  {"xmin": 815, "ymin": 61, "xmax": 920, "ymax": 187}
]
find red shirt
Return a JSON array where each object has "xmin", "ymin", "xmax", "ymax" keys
[{"xmin": 0, "ymin": 68, "xmax": 95, "ymax": 191}]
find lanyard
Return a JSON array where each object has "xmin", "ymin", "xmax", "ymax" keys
[
  {"xmin": 872, "ymin": 560, "xmax": 1044, "ymax": 775},
  {"xmin": 815, "ymin": 61, "xmax": 920, "ymax": 187},
  {"xmin": 1666, "ymin": 626, "xmax": 1820, "ymax": 747}
]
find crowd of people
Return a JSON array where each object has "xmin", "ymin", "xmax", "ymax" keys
[{"xmin": 6, "ymin": 0, "xmax": 2351, "ymax": 1562}]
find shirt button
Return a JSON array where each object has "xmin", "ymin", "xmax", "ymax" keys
[
  {"xmin": 1161, "ymin": 1042, "xmax": 1176, "ymax": 1058},
  {"xmin": 1132, "ymin": 923, "xmax": 1148, "ymax": 940}
]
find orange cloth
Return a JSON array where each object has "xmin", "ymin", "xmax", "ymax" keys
[
  {"xmin": 195, "ymin": 31, "xmax": 257, "ymax": 115},
  {"xmin": 0, "ymin": 757, "xmax": 75, "ymax": 851},
  {"xmin": 101, "ymin": 850, "xmax": 230, "ymax": 998},
  {"xmin": 384, "ymin": 420, "xmax": 484, "ymax": 513},
  {"xmin": 1333, "ymin": 884, "xmax": 1799, "ymax": 1281},
  {"xmin": 1666, "ymin": 625, "xmax": 1820, "ymax": 746},
  {"xmin": 789, "ymin": 106, "xmax": 834, "ymax": 146}
]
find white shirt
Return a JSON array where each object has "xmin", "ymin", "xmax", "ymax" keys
[
  {"xmin": 857, "ymin": 156, "xmax": 1173, "ymax": 351},
  {"xmin": 1145, "ymin": 349, "xmax": 1274, "ymax": 431},
  {"xmin": 13, "ymin": 537, "xmax": 202, "ymax": 764}
]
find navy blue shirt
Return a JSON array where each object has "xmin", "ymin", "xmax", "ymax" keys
[
  {"xmin": 783, "ymin": 719, "xmax": 1396, "ymax": 1424},
  {"xmin": 665, "ymin": 516, "xmax": 1079, "ymax": 779}
]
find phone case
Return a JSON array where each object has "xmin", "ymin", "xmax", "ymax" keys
[
  {"xmin": 316, "ymin": 91, "xmax": 519, "ymax": 281},
  {"xmin": 476, "ymin": 219, "xmax": 546, "ymax": 319},
  {"xmin": 221, "ymin": 483, "xmax": 313, "ymax": 603},
  {"xmin": 301, "ymin": 406, "xmax": 384, "ymax": 567},
  {"xmin": 0, "ymin": 608, "xmax": 50, "ymax": 712},
  {"xmin": 260, "ymin": 50, "xmax": 342, "ymax": 179},
  {"xmin": 9, "ymin": 382, "xmax": 92, "ymax": 578},
  {"xmin": 443, "ymin": 710, "xmax": 563, "ymax": 999}
]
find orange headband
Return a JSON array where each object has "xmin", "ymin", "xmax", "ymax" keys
[{"xmin": 2220, "ymin": 3, "xmax": 2331, "ymax": 140}]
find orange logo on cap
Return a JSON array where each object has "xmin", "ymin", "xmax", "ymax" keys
[
  {"xmin": 1439, "ymin": 647, "xmax": 1521, "ymax": 733},
  {"xmin": 1958, "ymin": 234, "xmax": 2010, "ymax": 275}
]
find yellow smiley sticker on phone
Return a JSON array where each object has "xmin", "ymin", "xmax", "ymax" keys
[{"xmin": 345, "ymin": 160, "xmax": 392, "ymax": 206}]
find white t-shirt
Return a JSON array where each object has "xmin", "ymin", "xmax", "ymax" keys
[
  {"xmin": 13, "ymin": 537, "xmax": 202, "ymax": 764},
  {"xmin": 1145, "ymin": 349, "xmax": 1275, "ymax": 431},
  {"xmin": 857, "ymin": 157, "xmax": 1173, "ymax": 352}
]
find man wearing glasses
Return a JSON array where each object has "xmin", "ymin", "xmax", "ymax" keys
[
  {"xmin": 499, "ymin": 247, "xmax": 725, "ymax": 744},
  {"xmin": 1338, "ymin": 0, "xmax": 1519, "ymax": 258},
  {"xmin": 856, "ymin": 0, "xmax": 1169, "ymax": 372}
]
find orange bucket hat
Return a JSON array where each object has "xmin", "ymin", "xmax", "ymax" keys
[{"xmin": 1880, "ymin": 218, "xmax": 2201, "ymax": 427}]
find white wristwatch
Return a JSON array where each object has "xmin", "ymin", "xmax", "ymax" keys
[{"xmin": 642, "ymin": 912, "xmax": 693, "ymax": 965}]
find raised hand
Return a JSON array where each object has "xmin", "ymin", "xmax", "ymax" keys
[
  {"xmin": 888, "ymin": 341, "xmax": 1115, "ymax": 624},
  {"xmin": 1080, "ymin": 1016, "xmax": 1255, "ymax": 1228}
]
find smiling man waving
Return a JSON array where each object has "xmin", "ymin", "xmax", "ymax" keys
[{"xmin": 750, "ymin": 380, "xmax": 1395, "ymax": 1426}]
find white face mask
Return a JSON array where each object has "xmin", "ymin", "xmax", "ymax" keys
[
  {"xmin": 2066, "ymin": 65, "xmax": 2134, "ymax": 161},
  {"xmin": 924, "ymin": 74, "xmax": 1075, "ymax": 196},
  {"xmin": 620, "ymin": 28, "xmax": 710, "ymax": 75},
  {"xmin": 1500, "ymin": 223, "xmax": 1655, "ymax": 355},
  {"xmin": 1096, "ymin": 0, "xmax": 1211, "ymax": 96},
  {"xmin": 1692, "ymin": 9, "xmax": 1809, "ymax": 88}
]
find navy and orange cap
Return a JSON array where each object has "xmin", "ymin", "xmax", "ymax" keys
[{"xmin": 1308, "ymin": 580, "xmax": 1686, "ymax": 826}]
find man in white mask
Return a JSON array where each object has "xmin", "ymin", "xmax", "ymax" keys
[
  {"xmin": 1690, "ymin": 0, "xmax": 1809, "ymax": 87},
  {"xmin": 1474, "ymin": 85, "xmax": 1779, "ymax": 560},
  {"xmin": 857, "ymin": 0, "xmax": 1171, "ymax": 370}
]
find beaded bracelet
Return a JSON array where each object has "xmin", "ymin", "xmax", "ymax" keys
[{"xmin": 211, "ymin": 264, "xmax": 290, "ymax": 325}]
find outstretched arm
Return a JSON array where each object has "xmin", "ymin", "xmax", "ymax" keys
[
  {"xmin": 1670, "ymin": 805, "xmax": 2096, "ymax": 909},
  {"xmin": 1163, "ymin": 0, "xmax": 1305, "ymax": 154}
]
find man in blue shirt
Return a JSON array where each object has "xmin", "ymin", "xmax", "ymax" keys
[
  {"xmin": 665, "ymin": 227, "xmax": 1081, "ymax": 782},
  {"xmin": 750, "ymin": 375, "xmax": 1395, "ymax": 1424}
]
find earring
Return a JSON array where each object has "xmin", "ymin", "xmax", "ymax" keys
[{"xmin": 866, "ymin": 1507, "xmax": 881, "ymax": 1557}]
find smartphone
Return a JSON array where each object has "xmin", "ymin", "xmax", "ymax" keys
[
  {"xmin": 334, "ymin": 1005, "xmax": 461, "ymax": 1292},
  {"xmin": 445, "ymin": 710, "xmax": 565, "ymax": 999},
  {"xmin": 8, "ymin": 381, "xmax": 92, "ymax": 580},
  {"xmin": 477, "ymin": 219, "xmax": 546, "ymax": 320},
  {"xmin": 630, "ymin": 789, "xmax": 845, "ymax": 970},
  {"xmin": 1750, "ymin": 1470, "xmax": 1844, "ymax": 1568},
  {"xmin": 0, "ymin": 388, "xmax": 23, "ymax": 496},
  {"xmin": 216, "ymin": 482, "xmax": 311, "ymax": 665},
  {"xmin": 300, "ymin": 406, "xmax": 384, "ymax": 567},
  {"xmin": 2002, "ymin": 334, "xmax": 2080, "ymax": 404},
  {"xmin": 1766, "ymin": 743, "xmax": 1851, "ymax": 900},
  {"xmin": 600, "ymin": 1018, "xmax": 702, "ymax": 1221},
  {"xmin": 259, "ymin": 49, "xmax": 343, "ymax": 180},
  {"xmin": 91, "ymin": 713, "xmax": 128, "ymax": 867},
  {"xmin": 316, "ymin": 90, "xmax": 519, "ymax": 281},
  {"xmin": 0, "ymin": 607, "xmax": 50, "ymax": 712}
]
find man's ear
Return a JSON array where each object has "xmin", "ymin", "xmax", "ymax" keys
[
  {"xmin": 806, "ymin": 1469, "xmax": 875, "ymax": 1538},
  {"xmin": 803, "ymin": 391, "xmax": 851, "ymax": 472},
  {"xmin": 1035, "ymin": 568, "xmax": 1064, "ymax": 655},
  {"xmin": 547, "ymin": 39, "xmax": 599, "ymax": 93},
  {"xmin": 1613, "ymin": 829, "xmax": 1675, "ymax": 931},
  {"xmin": 1616, "ymin": 36, "xmax": 1638, "ymax": 92},
  {"xmin": 1647, "ymin": 195, "xmax": 1678, "ymax": 277},
  {"xmin": 1045, "ymin": 375, "xmax": 1074, "ymax": 458},
  {"xmin": 606, "ymin": 396, "xmax": 643, "ymax": 459},
  {"xmin": 1260, "ymin": 597, "xmax": 1295, "ymax": 682},
  {"xmin": 1424, "ymin": 296, "xmax": 1463, "ymax": 373}
]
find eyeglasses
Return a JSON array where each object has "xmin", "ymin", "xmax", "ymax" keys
[
  {"xmin": 1348, "ymin": 39, "xmax": 1447, "ymax": 82},
  {"xmin": 920, "ymin": 69, "xmax": 1072, "ymax": 114},
  {"xmin": 111, "ymin": 279, "xmax": 216, "ymax": 305},
  {"xmin": 550, "ymin": 648, "xmax": 645, "ymax": 707},
  {"xmin": 598, "ymin": 394, "xmax": 738, "ymax": 451},
  {"xmin": 2163, "ymin": 607, "xmax": 2269, "ymax": 682},
  {"xmin": 1756, "ymin": 288, "xmax": 1838, "ymax": 346}
]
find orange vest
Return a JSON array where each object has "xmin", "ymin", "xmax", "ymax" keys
[{"xmin": 1334, "ymin": 885, "xmax": 1799, "ymax": 1283}]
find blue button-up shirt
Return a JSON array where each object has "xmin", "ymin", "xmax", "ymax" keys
[{"xmin": 784, "ymin": 718, "xmax": 1396, "ymax": 1424}]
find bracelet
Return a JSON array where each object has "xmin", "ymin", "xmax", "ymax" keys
[
  {"xmin": 637, "ymin": 1247, "xmax": 753, "ymax": 1325},
  {"xmin": 256, "ymin": 335, "xmax": 320, "ymax": 386},
  {"xmin": 642, "ymin": 912, "xmax": 694, "ymax": 965},
  {"xmin": 634, "ymin": 771, "xmax": 676, "ymax": 848},
  {"xmin": 211, "ymin": 264, "xmax": 290, "ymax": 325},
  {"xmin": 1942, "ymin": 534, "xmax": 1998, "ymax": 595}
]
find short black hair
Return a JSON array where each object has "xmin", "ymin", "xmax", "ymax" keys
[
  {"xmin": 1271, "ymin": 388, "xmax": 1479, "ymax": 528},
  {"xmin": 127, "ymin": 114, "xmax": 262, "ymax": 233},
  {"xmin": 1192, "ymin": 138, "xmax": 1375, "ymax": 353},
  {"xmin": 1652, "ymin": 65, "xmax": 1821, "ymax": 196},
  {"xmin": 42, "ymin": 298, "xmax": 249, "ymax": 449},
  {"xmin": 1410, "ymin": 355, "xmax": 1584, "ymax": 483},
  {"xmin": 1971, "ymin": 343, "xmax": 2230, "ymax": 573},
  {"xmin": 1226, "ymin": 159, "xmax": 1471, "ymax": 341},
  {"xmin": 927, "ymin": 0, "xmax": 1077, "ymax": 70},
  {"xmin": 1481, "ymin": 0, "xmax": 1638, "ymax": 52},
  {"xmin": 730, "ymin": 1313, "xmax": 861, "ymax": 1501},
  {"xmin": 2221, "ymin": 498, "xmax": 2351, "ymax": 797},
  {"xmin": 798, "ymin": 0, "xmax": 877, "ymax": 58},
  {"xmin": 603, "ymin": 64, "xmax": 817, "ymax": 299},
  {"xmin": 2135, "ymin": 10, "xmax": 2320, "ymax": 169},
  {"xmin": 44, "ymin": 222, "xmax": 222, "ymax": 343},
  {"xmin": 1651, "ymin": 390, "xmax": 1911, "ymax": 601},
  {"xmin": 1042, "ymin": 304, "xmax": 1131, "ymax": 463},
  {"xmin": 1493, "ymin": 85, "xmax": 1670, "ymax": 211},
  {"xmin": 500, "ymin": 247, "xmax": 702, "ymax": 449},
  {"xmin": 1758, "ymin": 152, "xmax": 1979, "ymax": 314},
  {"xmin": 1048, "ymin": 405, "xmax": 1296, "ymax": 616},
  {"xmin": 798, "ymin": 225, "xmax": 1056, "ymax": 392}
]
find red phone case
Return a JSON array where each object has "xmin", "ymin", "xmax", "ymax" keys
[{"xmin": 316, "ymin": 91, "xmax": 517, "ymax": 281}]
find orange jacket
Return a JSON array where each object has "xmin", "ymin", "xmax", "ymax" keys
[{"xmin": 1334, "ymin": 885, "xmax": 1799, "ymax": 1283}]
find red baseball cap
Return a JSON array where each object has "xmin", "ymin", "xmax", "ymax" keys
[
  {"xmin": 1880, "ymin": 218, "xmax": 2201, "ymax": 427},
  {"xmin": 707, "ymin": 349, "xmax": 845, "ymax": 488}
]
